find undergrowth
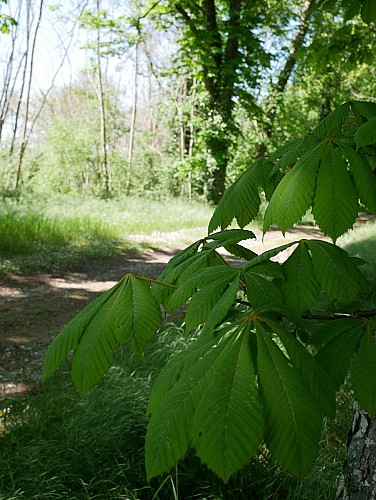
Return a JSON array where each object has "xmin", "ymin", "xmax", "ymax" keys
[{"xmin": 0, "ymin": 324, "xmax": 352, "ymax": 500}]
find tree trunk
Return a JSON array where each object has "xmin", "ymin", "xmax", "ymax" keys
[
  {"xmin": 10, "ymin": 0, "xmax": 31, "ymax": 158},
  {"xmin": 336, "ymin": 402, "xmax": 376, "ymax": 499},
  {"xmin": 95, "ymin": 0, "xmax": 110, "ymax": 193},
  {"xmin": 206, "ymin": 133, "xmax": 228, "ymax": 205},
  {"xmin": 15, "ymin": 0, "xmax": 44, "ymax": 190},
  {"xmin": 125, "ymin": 37, "xmax": 139, "ymax": 194}
]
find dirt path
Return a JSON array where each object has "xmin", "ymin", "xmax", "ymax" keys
[
  {"xmin": 0, "ymin": 226, "xmax": 327, "ymax": 399},
  {"xmin": 0, "ymin": 248, "xmax": 180, "ymax": 399}
]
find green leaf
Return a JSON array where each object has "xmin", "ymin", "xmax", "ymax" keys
[
  {"xmin": 223, "ymin": 243, "xmax": 258, "ymax": 261},
  {"xmin": 245, "ymin": 272, "xmax": 282, "ymax": 308},
  {"xmin": 243, "ymin": 241, "xmax": 298, "ymax": 269},
  {"xmin": 315, "ymin": 321, "xmax": 362, "ymax": 390},
  {"xmin": 166, "ymin": 266, "xmax": 239, "ymax": 312},
  {"xmin": 204, "ymin": 276, "xmax": 240, "ymax": 332},
  {"xmin": 307, "ymin": 240, "xmax": 366, "ymax": 303},
  {"xmin": 353, "ymin": 101, "xmax": 376, "ymax": 120},
  {"xmin": 268, "ymin": 138, "xmax": 303, "ymax": 162},
  {"xmin": 361, "ymin": 0, "xmax": 376, "ymax": 24},
  {"xmin": 145, "ymin": 330, "xmax": 237, "ymax": 480},
  {"xmin": 255, "ymin": 159, "xmax": 276, "ymax": 193},
  {"xmin": 185, "ymin": 271, "xmax": 240, "ymax": 332},
  {"xmin": 160, "ymin": 240, "xmax": 202, "ymax": 275},
  {"xmin": 117, "ymin": 276, "xmax": 162, "ymax": 355},
  {"xmin": 192, "ymin": 330, "xmax": 264, "ymax": 482},
  {"xmin": 354, "ymin": 117, "xmax": 376, "ymax": 149},
  {"xmin": 351, "ymin": 324, "xmax": 376, "ymax": 416},
  {"xmin": 246, "ymin": 260, "xmax": 284, "ymax": 279},
  {"xmin": 256, "ymin": 325, "xmax": 323, "ymax": 478},
  {"xmin": 270, "ymin": 135, "xmax": 317, "ymax": 175},
  {"xmin": 207, "ymin": 228, "xmax": 256, "ymax": 243},
  {"xmin": 264, "ymin": 142, "xmax": 323, "ymax": 233},
  {"xmin": 343, "ymin": 0, "xmax": 361, "ymax": 20},
  {"xmin": 204, "ymin": 229, "xmax": 256, "ymax": 250},
  {"xmin": 312, "ymin": 103, "xmax": 350, "ymax": 140},
  {"xmin": 208, "ymin": 159, "xmax": 262, "ymax": 232},
  {"xmin": 267, "ymin": 320, "xmax": 336, "ymax": 418},
  {"xmin": 44, "ymin": 275, "xmax": 162, "ymax": 395},
  {"xmin": 309, "ymin": 317, "xmax": 364, "ymax": 346},
  {"xmin": 71, "ymin": 276, "xmax": 162, "ymax": 394},
  {"xmin": 281, "ymin": 241, "xmax": 320, "ymax": 313},
  {"xmin": 339, "ymin": 142, "xmax": 376, "ymax": 214},
  {"xmin": 153, "ymin": 249, "xmax": 222, "ymax": 308},
  {"xmin": 147, "ymin": 331, "xmax": 220, "ymax": 416},
  {"xmin": 312, "ymin": 143, "xmax": 359, "ymax": 240},
  {"xmin": 43, "ymin": 279, "xmax": 124, "ymax": 381},
  {"xmin": 151, "ymin": 241, "xmax": 202, "ymax": 304}
]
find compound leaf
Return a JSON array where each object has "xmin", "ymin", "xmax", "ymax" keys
[
  {"xmin": 146, "ymin": 330, "xmax": 237, "ymax": 480},
  {"xmin": 269, "ymin": 321, "xmax": 336, "ymax": 418},
  {"xmin": 185, "ymin": 271, "xmax": 240, "ymax": 332},
  {"xmin": 208, "ymin": 160, "xmax": 261, "ymax": 232},
  {"xmin": 245, "ymin": 272, "xmax": 282, "ymax": 308},
  {"xmin": 312, "ymin": 102, "xmax": 350, "ymax": 140},
  {"xmin": 166, "ymin": 266, "xmax": 239, "ymax": 312},
  {"xmin": 307, "ymin": 240, "xmax": 366, "ymax": 303},
  {"xmin": 44, "ymin": 275, "xmax": 162, "ymax": 395},
  {"xmin": 71, "ymin": 275, "xmax": 162, "ymax": 394},
  {"xmin": 204, "ymin": 276, "xmax": 240, "ymax": 332},
  {"xmin": 256, "ymin": 325, "xmax": 323, "ymax": 478},
  {"xmin": 313, "ymin": 143, "xmax": 359, "ymax": 240},
  {"xmin": 192, "ymin": 330, "xmax": 264, "ymax": 482},
  {"xmin": 339, "ymin": 142, "xmax": 376, "ymax": 214},
  {"xmin": 315, "ymin": 320, "xmax": 362, "ymax": 390},
  {"xmin": 264, "ymin": 142, "xmax": 323, "ymax": 233},
  {"xmin": 355, "ymin": 116, "xmax": 376, "ymax": 149},
  {"xmin": 281, "ymin": 241, "xmax": 320, "ymax": 313},
  {"xmin": 43, "ymin": 279, "xmax": 124, "ymax": 382}
]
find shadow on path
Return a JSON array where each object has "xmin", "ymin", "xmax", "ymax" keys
[{"xmin": 0, "ymin": 248, "xmax": 179, "ymax": 399}]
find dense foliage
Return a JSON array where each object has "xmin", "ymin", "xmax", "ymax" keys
[
  {"xmin": 43, "ymin": 100, "xmax": 376, "ymax": 482},
  {"xmin": 1, "ymin": 0, "xmax": 375, "ymax": 200}
]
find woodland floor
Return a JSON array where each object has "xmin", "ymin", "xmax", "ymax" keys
[{"xmin": 0, "ymin": 226, "xmax": 327, "ymax": 400}]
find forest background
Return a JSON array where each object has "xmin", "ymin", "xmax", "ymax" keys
[{"xmin": 1, "ymin": 0, "xmax": 375, "ymax": 204}]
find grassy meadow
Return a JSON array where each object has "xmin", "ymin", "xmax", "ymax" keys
[
  {"xmin": 1, "ymin": 193, "xmax": 376, "ymax": 498},
  {"xmin": 0, "ymin": 193, "xmax": 213, "ymax": 274}
]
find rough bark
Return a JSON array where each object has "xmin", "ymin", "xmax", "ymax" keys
[{"xmin": 336, "ymin": 402, "xmax": 376, "ymax": 499}]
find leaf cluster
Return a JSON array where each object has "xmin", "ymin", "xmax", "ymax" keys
[{"xmin": 43, "ymin": 100, "xmax": 376, "ymax": 483}]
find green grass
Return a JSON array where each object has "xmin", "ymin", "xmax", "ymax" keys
[
  {"xmin": 339, "ymin": 219, "xmax": 376, "ymax": 286},
  {"xmin": 0, "ymin": 324, "xmax": 352, "ymax": 500},
  {"xmin": 0, "ymin": 194, "xmax": 213, "ymax": 274}
]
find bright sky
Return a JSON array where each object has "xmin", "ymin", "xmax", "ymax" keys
[{"xmin": 1, "ymin": 0, "xmax": 171, "ymax": 107}]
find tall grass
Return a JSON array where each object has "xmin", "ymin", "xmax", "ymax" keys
[
  {"xmin": 0, "ymin": 194, "xmax": 213, "ymax": 273},
  {"xmin": 0, "ymin": 325, "xmax": 352, "ymax": 500},
  {"xmin": 339, "ymin": 220, "xmax": 376, "ymax": 286}
]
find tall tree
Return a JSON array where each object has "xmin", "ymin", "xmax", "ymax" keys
[
  {"xmin": 14, "ymin": 0, "xmax": 44, "ymax": 190},
  {"xmin": 168, "ymin": 0, "xmax": 269, "ymax": 203},
  {"xmin": 79, "ymin": 2, "xmax": 112, "ymax": 192}
]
